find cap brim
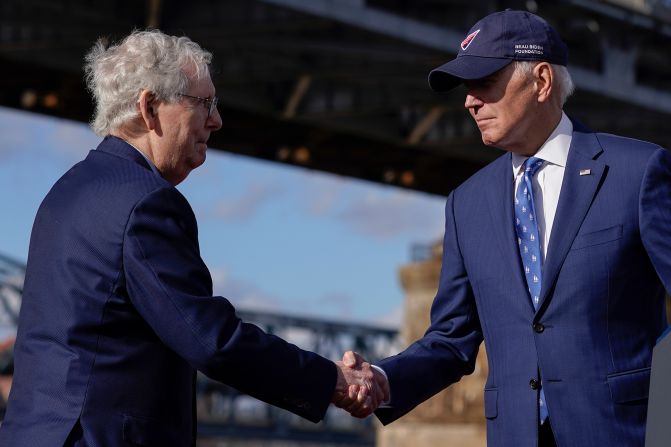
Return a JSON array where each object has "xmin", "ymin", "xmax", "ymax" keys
[{"xmin": 428, "ymin": 56, "xmax": 512, "ymax": 92}]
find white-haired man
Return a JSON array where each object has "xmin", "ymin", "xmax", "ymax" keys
[{"xmin": 0, "ymin": 30, "xmax": 385, "ymax": 446}]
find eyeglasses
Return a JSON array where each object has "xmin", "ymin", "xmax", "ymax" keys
[{"xmin": 178, "ymin": 93, "xmax": 218, "ymax": 118}]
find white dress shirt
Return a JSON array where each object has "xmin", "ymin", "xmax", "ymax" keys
[{"xmin": 512, "ymin": 112, "xmax": 573, "ymax": 263}]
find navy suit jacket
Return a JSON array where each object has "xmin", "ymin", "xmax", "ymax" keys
[
  {"xmin": 0, "ymin": 137, "xmax": 336, "ymax": 446},
  {"xmin": 376, "ymin": 122, "xmax": 671, "ymax": 447}
]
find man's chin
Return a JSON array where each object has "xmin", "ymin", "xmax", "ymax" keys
[
  {"xmin": 481, "ymin": 136, "xmax": 500, "ymax": 148},
  {"xmin": 192, "ymin": 150, "xmax": 207, "ymax": 166}
]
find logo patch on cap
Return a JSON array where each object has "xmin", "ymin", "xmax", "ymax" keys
[{"xmin": 461, "ymin": 29, "xmax": 480, "ymax": 51}]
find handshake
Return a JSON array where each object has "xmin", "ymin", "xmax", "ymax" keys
[{"xmin": 331, "ymin": 351, "xmax": 390, "ymax": 418}]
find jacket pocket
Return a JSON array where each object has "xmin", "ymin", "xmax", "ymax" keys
[
  {"xmin": 606, "ymin": 367, "xmax": 651, "ymax": 403},
  {"xmin": 571, "ymin": 224, "xmax": 622, "ymax": 250},
  {"xmin": 484, "ymin": 388, "xmax": 498, "ymax": 419},
  {"xmin": 122, "ymin": 414, "xmax": 185, "ymax": 446}
]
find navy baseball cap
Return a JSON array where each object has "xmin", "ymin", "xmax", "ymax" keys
[{"xmin": 429, "ymin": 10, "xmax": 568, "ymax": 92}]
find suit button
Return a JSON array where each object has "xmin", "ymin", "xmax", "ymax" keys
[
  {"xmin": 530, "ymin": 379, "xmax": 540, "ymax": 390},
  {"xmin": 533, "ymin": 323, "xmax": 545, "ymax": 333}
]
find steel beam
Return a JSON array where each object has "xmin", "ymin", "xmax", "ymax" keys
[{"xmin": 260, "ymin": 0, "xmax": 671, "ymax": 115}]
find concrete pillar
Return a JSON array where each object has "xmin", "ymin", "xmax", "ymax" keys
[{"xmin": 377, "ymin": 242, "xmax": 487, "ymax": 447}]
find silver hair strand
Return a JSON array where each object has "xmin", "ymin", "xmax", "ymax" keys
[
  {"xmin": 513, "ymin": 61, "xmax": 575, "ymax": 106},
  {"xmin": 84, "ymin": 29, "xmax": 213, "ymax": 136}
]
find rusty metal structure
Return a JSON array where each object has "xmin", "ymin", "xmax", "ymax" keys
[{"xmin": 1, "ymin": 0, "xmax": 670, "ymax": 196}]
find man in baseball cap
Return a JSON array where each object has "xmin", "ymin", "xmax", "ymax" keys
[{"xmin": 345, "ymin": 9, "xmax": 671, "ymax": 447}]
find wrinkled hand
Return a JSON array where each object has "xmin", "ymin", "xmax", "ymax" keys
[{"xmin": 332, "ymin": 351, "xmax": 390, "ymax": 418}]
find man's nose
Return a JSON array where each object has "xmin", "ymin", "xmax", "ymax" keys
[
  {"xmin": 464, "ymin": 93, "xmax": 483, "ymax": 109},
  {"xmin": 208, "ymin": 107, "xmax": 223, "ymax": 131}
]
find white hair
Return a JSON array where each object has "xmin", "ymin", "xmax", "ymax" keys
[
  {"xmin": 84, "ymin": 30, "xmax": 213, "ymax": 136},
  {"xmin": 513, "ymin": 61, "xmax": 575, "ymax": 106}
]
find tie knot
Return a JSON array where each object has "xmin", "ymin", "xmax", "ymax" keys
[{"xmin": 524, "ymin": 156, "xmax": 544, "ymax": 177}]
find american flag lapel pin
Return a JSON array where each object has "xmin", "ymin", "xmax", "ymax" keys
[{"xmin": 579, "ymin": 169, "xmax": 591, "ymax": 176}]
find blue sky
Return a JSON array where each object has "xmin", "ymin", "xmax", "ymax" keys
[{"xmin": 0, "ymin": 106, "xmax": 446, "ymax": 328}]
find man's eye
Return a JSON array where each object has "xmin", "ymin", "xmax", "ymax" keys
[{"xmin": 466, "ymin": 78, "xmax": 495, "ymax": 90}]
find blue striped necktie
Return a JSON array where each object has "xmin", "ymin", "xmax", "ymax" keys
[{"xmin": 514, "ymin": 156, "xmax": 549, "ymax": 423}]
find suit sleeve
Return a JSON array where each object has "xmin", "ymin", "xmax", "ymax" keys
[
  {"xmin": 639, "ymin": 147, "xmax": 671, "ymax": 294},
  {"xmin": 375, "ymin": 191, "xmax": 483, "ymax": 424},
  {"xmin": 122, "ymin": 186, "xmax": 336, "ymax": 422}
]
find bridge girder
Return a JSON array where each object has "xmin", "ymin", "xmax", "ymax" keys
[{"xmin": 1, "ymin": 0, "xmax": 671, "ymax": 196}]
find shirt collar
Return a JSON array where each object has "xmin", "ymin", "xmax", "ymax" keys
[
  {"xmin": 512, "ymin": 111, "xmax": 573, "ymax": 175},
  {"xmin": 99, "ymin": 135, "xmax": 162, "ymax": 177},
  {"xmin": 126, "ymin": 141, "xmax": 157, "ymax": 170}
]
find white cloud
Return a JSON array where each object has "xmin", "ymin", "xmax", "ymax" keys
[
  {"xmin": 373, "ymin": 304, "xmax": 403, "ymax": 329},
  {"xmin": 49, "ymin": 120, "xmax": 99, "ymax": 162},
  {"xmin": 0, "ymin": 108, "xmax": 34, "ymax": 159},
  {"xmin": 297, "ymin": 171, "xmax": 350, "ymax": 216},
  {"xmin": 0, "ymin": 108, "xmax": 97, "ymax": 165},
  {"xmin": 210, "ymin": 267, "xmax": 365, "ymax": 323},
  {"xmin": 208, "ymin": 181, "xmax": 284, "ymax": 223},
  {"xmin": 337, "ymin": 189, "xmax": 445, "ymax": 240},
  {"xmin": 292, "ymin": 168, "xmax": 446, "ymax": 241},
  {"xmin": 210, "ymin": 267, "xmax": 283, "ymax": 313},
  {"xmin": 309, "ymin": 291, "xmax": 355, "ymax": 319}
]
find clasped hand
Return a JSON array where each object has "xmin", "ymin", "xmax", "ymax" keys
[{"xmin": 332, "ymin": 351, "xmax": 389, "ymax": 418}]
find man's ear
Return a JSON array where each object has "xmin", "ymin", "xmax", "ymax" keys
[
  {"xmin": 534, "ymin": 62, "xmax": 554, "ymax": 103},
  {"xmin": 137, "ymin": 89, "xmax": 157, "ymax": 130}
]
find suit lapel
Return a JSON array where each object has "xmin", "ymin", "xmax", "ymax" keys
[
  {"xmin": 485, "ymin": 153, "xmax": 536, "ymax": 313},
  {"xmin": 538, "ymin": 126, "xmax": 606, "ymax": 311}
]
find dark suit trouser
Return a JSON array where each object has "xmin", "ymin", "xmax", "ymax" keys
[{"xmin": 539, "ymin": 420, "xmax": 557, "ymax": 447}]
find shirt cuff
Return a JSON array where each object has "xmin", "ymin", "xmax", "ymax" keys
[{"xmin": 371, "ymin": 364, "xmax": 391, "ymax": 407}]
